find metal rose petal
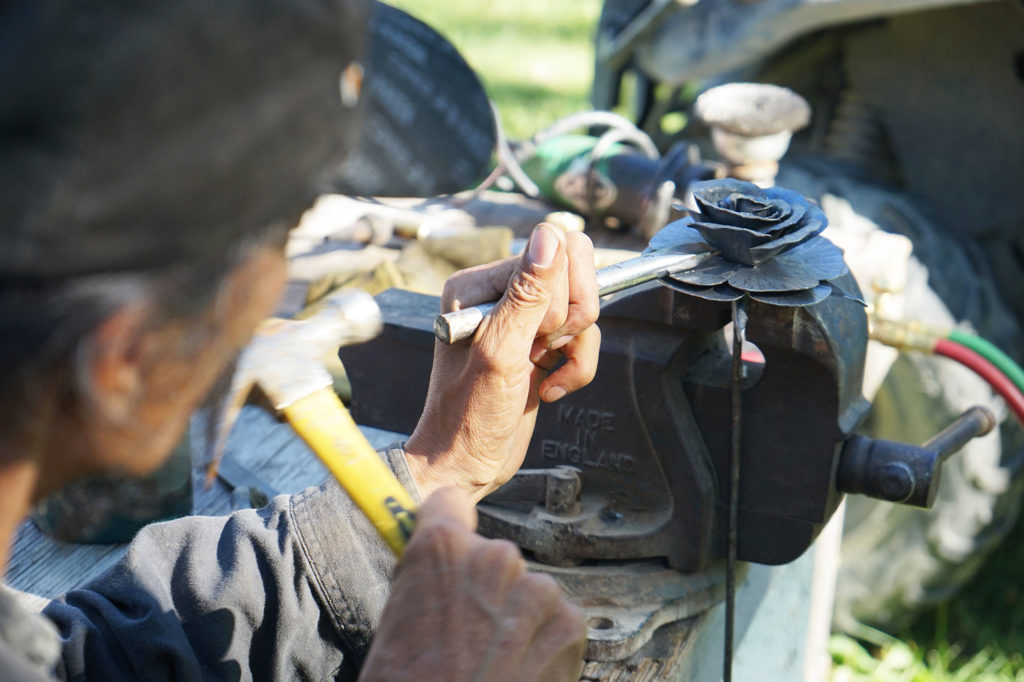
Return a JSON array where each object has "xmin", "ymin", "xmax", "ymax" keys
[
  {"xmin": 693, "ymin": 181, "xmax": 809, "ymax": 233},
  {"xmin": 760, "ymin": 186, "xmax": 817, "ymax": 214},
  {"xmin": 749, "ymin": 284, "xmax": 833, "ymax": 307},
  {"xmin": 661, "ymin": 278, "xmax": 745, "ymax": 302},
  {"xmin": 730, "ymin": 195, "xmax": 783, "ymax": 217},
  {"xmin": 747, "ymin": 218, "xmax": 825, "ymax": 263},
  {"xmin": 690, "ymin": 221, "xmax": 772, "ymax": 265},
  {"xmin": 683, "ymin": 179, "xmax": 836, "ymax": 279},
  {"xmin": 725, "ymin": 257, "xmax": 822, "ymax": 292},
  {"xmin": 645, "ymin": 217, "xmax": 708, "ymax": 254},
  {"xmin": 691, "ymin": 178, "xmax": 763, "ymax": 206},
  {"xmin": 757, "ymin": 201, "xmax": 806, "ymax": 237},
  {"xmin": 768, "ymin": 235, "xmax": 847, "ymax": 282},
  {"xmin": 698, "ymin": 194, "xmax": 790, "ymax": 230},
  {"xmin": 669, "ymin": 254, "xmax": 742, "ymax": 287},
  {"xmin": 799, "ymin": 195, "xmax": 828, "ymax": 228}
]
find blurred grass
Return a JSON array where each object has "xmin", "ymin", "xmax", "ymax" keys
[
  {"xmin": 832, "ymin": 508, "xmax": 1024, "ymax": 680},
  {"xmin": 388, "ymin": 0, "xmax": 602, "ymax": 139},
  {"xmin": 383, "ymin": 1, "xmax": 1024, "ymax": 679}
]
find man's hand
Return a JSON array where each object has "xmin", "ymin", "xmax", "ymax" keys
[
  {"xmin": 359, "ymin": 488, "xmax": 587, "ymax": 682},
  {"xmin": 404, "ymin": 224, "xmax": 600, "ymax": 500}
]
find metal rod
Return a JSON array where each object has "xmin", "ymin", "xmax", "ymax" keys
[
  {"xmin": 434, "ymin": 249, "xmax": 715, "ymax": 343},
  {"xmin": 724, "ymin": 298, "xmax": 746, "ymax": 682},
  {"xmin": 925, "ymin": 406, "xmax": 996, "ymax": 463}
]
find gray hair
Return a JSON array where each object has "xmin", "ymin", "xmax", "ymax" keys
[{"xmin": 0, "ymin": 221, "xmax": 290, "ymax": 424}]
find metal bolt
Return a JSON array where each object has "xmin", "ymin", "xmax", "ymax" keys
[
  {"xmin": 544, "ymin": 466, "xmax": 582, "ymax": 516},
  {"xmin": 694, "ymin": 83, "xmax": 811, "ymax": 187}
]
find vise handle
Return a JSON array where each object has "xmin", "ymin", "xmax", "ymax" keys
[{"xmin": 837, "ymin": 406, "xmax": 996, "ymax": 508}]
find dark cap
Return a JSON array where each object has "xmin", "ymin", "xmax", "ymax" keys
[{"xmin": 0, "ymin": 0, "xmax": 494, "ymax": 279}]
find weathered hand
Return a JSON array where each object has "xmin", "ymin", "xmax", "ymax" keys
[
  {"xmin": 359, "ymin": 488, "xmax": 586, "ymax": 682},
  {"xmin": 404, "ymin": 224, "xmax": 600, "ymax": 501}
]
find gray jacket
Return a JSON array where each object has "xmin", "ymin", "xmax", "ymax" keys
[{"xmin": 0, "ymin": 446, "xmax": 419, "ymax": 681}]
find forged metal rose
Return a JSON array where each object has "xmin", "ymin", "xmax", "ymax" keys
[{"xmin": 647, "ymin": 178, "xmax": 849, "ymax": 307}]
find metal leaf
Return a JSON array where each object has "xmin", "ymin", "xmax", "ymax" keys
[
  {"xmin": 769, "ymin": 235, "xmax": 847, "ymax": 282},
  {"xmin": 725, "ymin": 257, "xmax": 822, "ymax": 292},
  {"xmin": 669, "ymin": 254, "xmax": 742, "ymax": 286},
  {"xmin": 757, "ymin": 186, "xmax": 820, "ymax": 218},
  {"xmin": 749, "ymin": 284, "xmax": 833, "ymax": 307},
  {"xmin": 661, "ymin": 278, "xmax": 746, "ymax": 302},
  {"xmin": 645, "ymin": 217, "xmax": 708, "ymax": 254},
  {"xmin": 828, "ymin": 281, "xmax": 867, "ymax": 306}
]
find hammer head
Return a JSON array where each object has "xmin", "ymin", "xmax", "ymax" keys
[{"xmin": 205, "ymin": 289, "xmax": 383, "ymax": 473}]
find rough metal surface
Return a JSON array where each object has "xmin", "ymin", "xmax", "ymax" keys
[
  {"xmin": 544, "ymin": 560, "xmax": 738, "ymax": 660},
  {"xmin": 631, "ymin": 0, "xmax": 989, "ymax": 84},
  {"xmin": 695, "ymin": 83, "xmax": 810, "ymax": 137},
  {"xmin": 342, "ymin": 279, "xmax": 872, "ymax": 571}
]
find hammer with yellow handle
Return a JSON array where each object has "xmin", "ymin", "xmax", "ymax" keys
[{"xmin": 208, "ymin": 290, "xmax": 416, "ymax": 555}]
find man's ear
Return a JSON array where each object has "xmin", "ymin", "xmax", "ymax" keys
[{"xmin": 81, "ymin": 304, "xmax": 151, "ymax": 424}]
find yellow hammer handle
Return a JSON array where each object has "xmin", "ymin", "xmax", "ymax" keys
[{"xmin": 282, "ymin": 387, "xmax": 416, "ymax": 556}]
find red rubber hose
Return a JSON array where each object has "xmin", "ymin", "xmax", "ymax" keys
[{"xmin": 934, "ymin": 338, "xmax": 1024, "ymax": 428}]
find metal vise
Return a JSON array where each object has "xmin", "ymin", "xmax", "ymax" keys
[
  {"xmin": 343, "ymin": 274, "xmax": 869, "ymax": 569},
  {"xmin": 339, "ymin": 277, "xmax": 991, "ymax": 658}
]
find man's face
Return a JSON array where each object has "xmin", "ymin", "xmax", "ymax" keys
[
  {"xmin": 129, "ymin": 245, "xmax": 289, "ymax": 475},
  {"xmin": 36, "ymin": 244, "xmax": 288, "ymax": 498}
]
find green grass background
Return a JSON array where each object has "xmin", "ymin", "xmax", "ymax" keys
[
  {"xmin": 386, "ymin": 1, "xmax": 1024, "ymax": 679},
  {"xmin": 390, "ymin": 0, "xmax": 600, "ymax": 139}
]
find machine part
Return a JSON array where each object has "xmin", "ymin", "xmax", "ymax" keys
[
  {"xmin": 435, "ymin": 242, "xmax": 716, "ymax": 343},
  {"xmin": 838, "ymin": 2, "xmax": 1024, "ymax": 243},
  {"xmin": 517, "ymin": 130, "xmax": 716, "ymax": 233},
  {"xmin": 821, "ymin": 86, "xmax": 902, "ymax": 186},
  {"xmin": 542, "ymin": 559, "xmax": 743, "ymax": 661},
  {"xmin": 483, "ymin": 110, "xmax": 658, "ymax": 201},
  {"xmin": 694, "ymin": 83, "xmax": 811, "ymax": 187},
  {"xmin": 483, "ymin": 466, "xmax": 583, "ymax": 517},
  {"xmin": 629, "ymin": 0, "xmax": 991, "ymax": 85},
  {"xmin": 595, "ymin": 0, "xmax": 698, "ymax": 73},
  {"xmin": 210, "ymin": 289, "xmax": 417, "ymax": 555},
  {"xmin": 505, "ymin": 110, "xmax": 716, "ymax": 236},
  {"xmin": 838, "ymin": 407, "xmax": 996, "ymax": 507},
  {"xmin": 594, "ymin": 0, "xmax": 997, "ymax": 143}
]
